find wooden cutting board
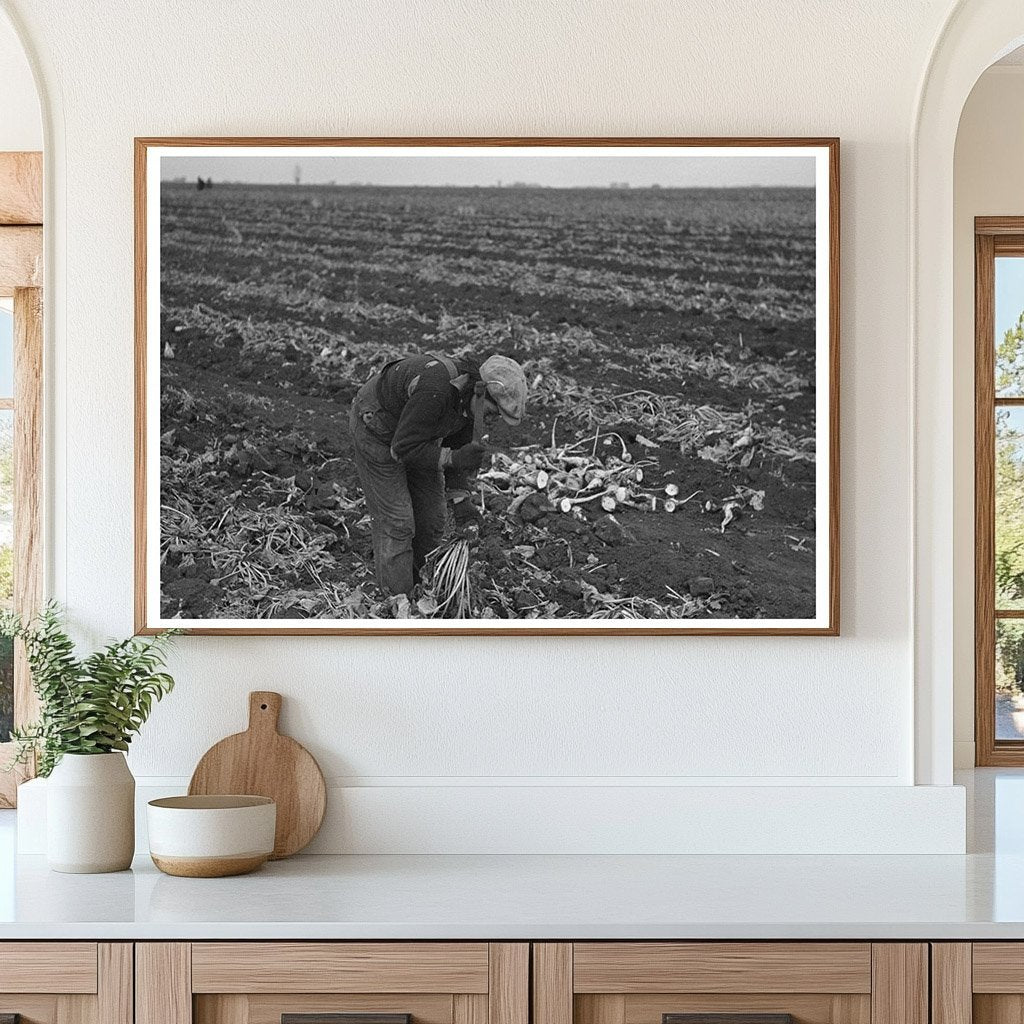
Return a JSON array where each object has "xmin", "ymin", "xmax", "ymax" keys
[{"xmin": 188, "ymin": 691, "xmax": 326, "ymax": 859}]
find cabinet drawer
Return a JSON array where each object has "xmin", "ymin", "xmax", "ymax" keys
[
  {"xmin": 534, "ymin": 944, "xmax": 926, "ymax": 1024},
  {"xmin": 973, "ymin": 944, "xmax": 1024, "ymax": 992},
  {"xmin": 191, "ymin": 943, "xmax": 491, "ymax": 994},
  {"xmin": 139, "ymin": 943, "xmax": 528, "ymax": 1024},
  {"xmin": 0, "ymin": 943, "xmax": 130, "ymax": 1024},
  {"xmin": 572, "ymin": 944, "xmax": 872, "ymax": 994},
  {"xmin": 0, "ymin": 942, "xmax": 99, "ymax": 994}
]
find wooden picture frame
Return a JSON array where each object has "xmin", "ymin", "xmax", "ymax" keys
[{"xmin": 135, "ymin": 137, "xmax": 839, "ymax": 636}]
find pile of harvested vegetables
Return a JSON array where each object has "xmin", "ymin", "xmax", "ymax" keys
[
  {"xmin": 483, "ymin": 440, "xmax": 691, "ymax": 517},
  {"xmin": 422, "ymin": 424, "xmax": 767, "ymax": 620}
]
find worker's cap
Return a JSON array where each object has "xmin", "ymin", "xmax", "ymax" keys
[{"xmin": 480, "ymin": 355, "xmax": 527, "ymax": 426}]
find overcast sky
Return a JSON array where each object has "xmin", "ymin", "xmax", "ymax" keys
[{"xmin": 160, "ymin": 153, "xmax": 816, "ymax": 188}]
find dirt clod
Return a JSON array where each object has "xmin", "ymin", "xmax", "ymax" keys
[
  {"xmin": 593, "ymin": 516, "xmax": 635, "ymax": 546},
  {"xmin": 518, "ymin": 492, "xmax": 553, "ymax": 523},
  {"xmin": 534, "ymin": 544, "xmax": 568, "ymax": 569}
]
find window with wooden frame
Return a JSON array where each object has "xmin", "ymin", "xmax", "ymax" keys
[
  {"xmin": 0, "ymin": 151, "xmax": 43, "ymax": 806},
  {"xmin": 975, "ymin": 217, "xmax": 1024, "ymax": 764}
]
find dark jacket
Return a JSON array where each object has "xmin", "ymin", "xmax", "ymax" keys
[{"xmin": 375, "ymin": 354, "xmax": 478, "ymax": 464}]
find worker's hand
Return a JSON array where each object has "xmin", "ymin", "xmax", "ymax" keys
[{"xmin": 448, "ymin": 442, "xmax": 487, "ymax": 474}]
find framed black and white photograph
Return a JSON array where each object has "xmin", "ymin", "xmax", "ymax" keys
[{"xmin": 135, "ymin": 137, "xmax": 839, "ymax": 635}]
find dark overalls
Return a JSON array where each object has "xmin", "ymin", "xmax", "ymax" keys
[{"xmin": 349, "ymin": 354, "xmax": 475, "ymax": 596}]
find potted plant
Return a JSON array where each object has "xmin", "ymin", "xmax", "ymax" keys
[{"xmin": 2, "ymin": 603, "xmax": 178, "ymax": 873}]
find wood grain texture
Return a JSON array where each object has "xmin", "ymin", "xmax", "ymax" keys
[
  {"xmin": 0, "ymin": 943, "xmax": 97, "ymax": 993},
  {"xmin": 0, "ymin": 287, "xmax": 44, "ymax": 806},
  {"xmin": 534, "ymin": 945, "xmax": 572, "ymax": 1024},
  {"xmin": 151, "ymin": 853, "xmax": 269, "ymax": 877},
  {"xmin": 971, "ymin": 944, "xmax": 1024, "ymax": 992},
  {"xmin": 57, "ymin": 992, "xmax": 96, "ymax": 1024},
  {"xmin": 136, "ymin": 943, "xmax": 192, "ymax": 1024},
  {"xmin": 976, "ymin": 229, "xmax": 998, "ymax": 765},
  {"xmin": 869, "ymin": 945, "xmax": 927, "ymax": 1024},
  {"xmin": 242, "ymin": 995, "xmax": 451, "ymax": 1024},
  {"xmin": 977, "ymin": 217, "xmax": 1024, "ymax": 236},
  {"xmin": 98, "ymin": 945, "xmax": 133, "ymax": 1024},
  {"xmin": 0, "ymin": 998, "xmax": 58, "ymax": 1024},
  {"xmin": 281, "ymin": 1016, "xmax": 410, "ymax": 1024},
  {"xmin": 973, "ymin": 224, "xmax": 1024, "ymax": 764},
  {"xmin": 973, "ymin": 995, "xmax": 1024, "ymax": 1024},
  {"xmin": 134, "ymin": 135, "xmax": 839, "ymax": 637},
  {"xmin": 488, "ymin": 944, "xmax": 528, "ymax": 1024},
  {"xmin": 453, "ymin": 994, "xmax": 487, "ymax": 1024},
  {"xmin": 931, "ymin": 945, "xmax": 971, "ymax": 1024},
  {"xmin": 992, "ymin": 238, "xmax": 1024, "ymax": 256},
  {"xmin": 133, "ymin": 136, "xmax": 148, "ymax": 635},
  {"xmin": 0, "ymin": 152, "xmax": 42, "ymax": 224},
  {"xmin": 138, "ymin": 136, "xmax": 842, "ymax": 149},
  {"xmin": 13, "ymin": 286, "xmax": 42, "ymax": 725},
  {"xmin": 191, "ymin": 943, "xmax": 489, "ymax": 994},
  {"xmin": 624, "ymin": 995, "xmax": 868, "ymax": 1024},
  {"xmin": 196, "ymin": 994, "xmax": 248, "ymax": 1024},
  {"xmin": 832, "ymin": 996, "xmax": 873, "ymax": 1024},
  {"xmin": 827, "ymin": 135, "xmax": 841, "ymax": 636},
  {"xmin": 188, "ymin": 691, "xmax": 326, "ymax": 858},
  {"xmin": 14, "ymin": 287, "xmax": 43, "ymax": 622},
  {"xmin": 0, "ymin": 226, "xmax": 41, "ymax": 295},
  {"xmin": 577, "ymin": 996, "xmax": 626, "ymax": 1024},
  {"xmin": 662, "ymin": 1016, "xmax": 792, "ymax": 1024},
  {"xmin": 573, "ymin": 943, "xmax": 872, "ymax": 994}
]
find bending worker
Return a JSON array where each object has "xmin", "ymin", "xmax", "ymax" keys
[{"xmin": 349, "ymin": 352, "xmax": 527, "ymax": 597}]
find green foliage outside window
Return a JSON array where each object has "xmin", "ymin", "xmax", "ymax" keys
[{"xmin": 996, "ymin": 312, "xmax": 1024, "ymax": 693}]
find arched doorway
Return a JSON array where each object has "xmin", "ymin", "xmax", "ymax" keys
[{"xmin": 914, "ymin": 1, "xmax": 1024, "ymax": 785}]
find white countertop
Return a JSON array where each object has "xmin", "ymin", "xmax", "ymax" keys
[
  {"xmin": 0, "ymin": 849, "xmax": 1021, "ymax": 940},
  {"xmin": 1, "ymin": 769, "xmax": 1021, "ymax": 941}
]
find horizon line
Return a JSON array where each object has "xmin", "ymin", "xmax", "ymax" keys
[{"xmin": 160, "ymin": 180, "xmax": 813, "ymax": 190}]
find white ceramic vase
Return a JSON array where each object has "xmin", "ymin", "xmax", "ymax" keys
[{"xmin": 46, "ymin": 752, "xmax": 135, "ymax": 873}]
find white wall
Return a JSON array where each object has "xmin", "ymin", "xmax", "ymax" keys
[
  {"xmin": 952, "ymin": 66, "xmax": 1024, "ymax": 767},
  {"xmin": 3, "ymin": 0, "xmax": 972, "ymax": 851}
]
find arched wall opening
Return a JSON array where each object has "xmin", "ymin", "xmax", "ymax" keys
[
  {"xmin": 914, "ymin": 1, "xmax": 1024, "ymax": 785},
  {"xmin": 952, "ymin": 49, "xmax": 1024, "ymax": 767}
]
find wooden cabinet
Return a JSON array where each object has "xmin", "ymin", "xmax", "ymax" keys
[
  {"xmin": 0, "ymin": 942, "xmax": 132, "ymax": 1024},
  {"xmin": 932, "ymin": 943, "xmax": 1024, "ymax": 1024},
  {"xmin": 532, "ymin": 944, "xmax": 928, "ymax": 1024},
  {"xmin": 136, "ymin": 944, "xmax": 528, "ymax": 1024},
  {"xmin": 0, "ymin": 938, "xmax": 958, "ymax": 1024}
]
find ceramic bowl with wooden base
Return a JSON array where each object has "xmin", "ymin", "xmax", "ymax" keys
[{"xmin": 147, "ymin": 795, "xmax": 276, "ymax": 877}]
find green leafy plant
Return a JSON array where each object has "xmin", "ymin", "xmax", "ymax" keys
[{"xmin": 1, "ymin": 603, "xmax": 179, "ymax": 777}]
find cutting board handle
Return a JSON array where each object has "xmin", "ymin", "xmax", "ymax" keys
[{"xmin": 248, "ymin": 691, "xmax": 282, "ymax": 734}]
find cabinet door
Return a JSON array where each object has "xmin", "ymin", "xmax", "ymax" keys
[
  {"xmin": 0, "ymin": 943, "xmax": 131, "ymax": 1024},
  {"xmin": 533, "ymin": 944, "xmax": 927, "ymax": 1024},
  {"xmin": 940, "ymin": 943, "xmax": 1024, "ymax": 1024},
  {"xmin": 137, "ymin": 943, "xmax": 528, "ymax": 1024}
]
